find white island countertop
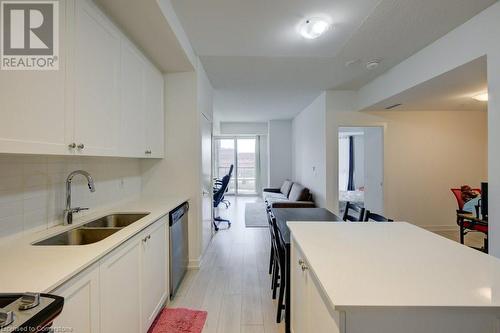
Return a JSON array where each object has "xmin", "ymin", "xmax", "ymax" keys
[
  {"xmin": 0, "ymin": 195, "xmax": 188, "ymax": 293},
  {"xmin": 288, "ymin": 222, "xmax": 500, "ymax": 310}
]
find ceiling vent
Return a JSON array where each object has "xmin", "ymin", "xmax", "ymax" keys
[{"xmin": 385, "ymin": 103, "xmax": 402, "ymax": 110}]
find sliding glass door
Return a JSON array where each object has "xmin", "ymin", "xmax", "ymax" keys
[{"xmin": 214, "ymin": 137, "xmax": 258, "ymax": 195}]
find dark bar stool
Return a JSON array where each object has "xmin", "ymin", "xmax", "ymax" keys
[
  {"xmin": 342, "ymin": 201, "xmax": 365, "ymax": 222},
  {"xmin": 272, "ymin": 219, "xmax": 287, "ymax": 323},
  {"xmin": 364, "ymin": 210, "xmax": 394, "ymax": 222}
]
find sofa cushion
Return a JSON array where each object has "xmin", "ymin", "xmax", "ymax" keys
[
  {"xmin": 288, "ymin": 183, "xmax": 310, "ymax": 202},
  {"xmin": 263, "ymin": 191, "xmax": 287, "ymax": 202},
  {"xmin": 280, "ymin": 180, "xmax": 293, "ymax": 197}
]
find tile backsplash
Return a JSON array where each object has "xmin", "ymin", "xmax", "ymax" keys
[{"xmin": 0, "ymin": 155, "xmax": 142, "ymax": 239}]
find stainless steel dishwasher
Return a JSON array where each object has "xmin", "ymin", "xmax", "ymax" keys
[{"xmin": 169, "ymin": 202, "xmax": 189, "ymax": 297}]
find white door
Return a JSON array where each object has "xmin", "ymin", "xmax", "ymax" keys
[
  {"xmin": 141, "ymin": 220, "xmax": 168, "ymax": 332},
  {"xmin": 144, "ymin": 64, "xmax": 165, "ymax": 158},
  {"xmin": 364, "ymin": 127, "xmax": 384, "ymax": 214},
  {"xmin": 53, "ymin": 264, "xmax": 100, "ymax": 333},
  {"xmin": 201, "ymin": 114, "xmax": 214, "ymax": 251},
  {"xmin": 100, "ymin": 238, "xmax": 141, "ymax": 333},
  {"xmin": 73, "ymin": 0, "xmax": 120, "ymax": 156},
  {"xmin": 120, "ymin": 41, "xmax": 146, "ymax": 157}
]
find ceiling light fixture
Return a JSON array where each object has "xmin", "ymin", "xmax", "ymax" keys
[
  {"xmin": 366, "ymin": 59, "xmax": 381, "ymax": 70},
  {"xmin": 472, "ymin": 92, "xmax": 488, "ymax": 102},
  {"xmin": 298, "ymin": 17, "xmax": 330, "ymax": 39}
]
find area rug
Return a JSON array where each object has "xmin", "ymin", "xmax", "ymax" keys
[
  {"xmin": 148, "ymin": 308, "xmax": 207, "ymax": 333},
  {"xmin": 245, "ymin": 202, "xmax": 268, "ymax": 228}
]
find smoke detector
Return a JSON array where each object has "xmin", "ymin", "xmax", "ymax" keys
[{"xmin": 366, "ymin": 59, "xmax": 381, "ymax": 70}]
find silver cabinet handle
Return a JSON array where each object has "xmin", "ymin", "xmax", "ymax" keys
[
  {"xmin": 298, "ymin": 259, "xmax": 308, "ymax": 271},
  {"xmin": 142, "ymin": 235, "xmax": 151, "ymax": 243},
  {"xmin": 68, "ymin": 143, "xmax": 76, "ymax": 149},
  {"xmin": 77, "ymin": 143, "xmax": 85, "ymax": 149}
]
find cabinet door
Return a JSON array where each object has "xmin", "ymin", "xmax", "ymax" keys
[
  {"xmin": 144, "ymin": 64, "xmax": 165, "ymax": 158},
  {"xmin": 308, "ymin": 273, "xmax": 341, "ymax": 333},
  {"xmin": 291, "ymin": 242, "xmax": 309, "ymax": 333},
  {"xmin": 52, "ymin": 264, "xmax": 100, "ymax": 333},
  {"xmin": 0, "ymin": 0, "xmax": 69, "ymax": 156},
  {"xmin": 141, "ymin": 218, "xmax": 168, "ymax": 332},
  {"xmin": 120, "ymin": 41, "xmax": 146, "ymax": 157},
  {"xmin": 73, "ymin": 0, "xmax": 120, "ymax": 156},
  {"xmin": 100, "ymin": 238, "xmax": 141, "ymax": 333}
]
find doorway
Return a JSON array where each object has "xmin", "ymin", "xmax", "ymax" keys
[
  {"xmin": 214, "ymin": 136, "xmax": 259, "ymax": 196},
  {"xmin": 338, "ymin": 127, "xmax": 384, "ymax": 216}
]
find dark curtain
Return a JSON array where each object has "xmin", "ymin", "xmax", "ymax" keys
[{"xmin": 347, "ymin": 136, "xmax": 355, "ymax": 191}]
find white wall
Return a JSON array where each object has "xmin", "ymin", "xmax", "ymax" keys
[
  {"xmin": 259, "ymin": 135, "xmax": 269, "ymax": 191},
  {"xmin": 292, "ymin": 93, "xmax": 327, "ymax": 207},
  {"xmin": 268, "ymin": 120, "xmax": 293, "ymax": 188},
  {"xmin": 326, "ymin": 99, "xmax": 488, "ymax": 230},
  {"xmin": 219, "ymin": 122, "xmax": 268, "ymax": 136},
  {"xmin": 0, "ymin": 155, "xmax": 142, "ymax": 239},
  {"xmin": 350, "ymin": 1, "xmax": 500, "ymax": 255}
]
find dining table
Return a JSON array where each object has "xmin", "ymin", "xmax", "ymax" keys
[{"xmin": 269, "ymin": 207, "xmax": 341, "ymax": 333}]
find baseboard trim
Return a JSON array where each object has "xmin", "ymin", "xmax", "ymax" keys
[{"xmin": 420, "ymin": 225, "xmax": 457, "ymax": 232}]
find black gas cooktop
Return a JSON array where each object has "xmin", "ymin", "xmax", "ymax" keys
[{"xmin": 0, "ymin": 293, "xmax": 64, "ymax": 332}]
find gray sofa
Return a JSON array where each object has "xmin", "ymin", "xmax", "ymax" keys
[{"xmin": 263, "ymin": 180, "xmax": 315, "ymax": 208}]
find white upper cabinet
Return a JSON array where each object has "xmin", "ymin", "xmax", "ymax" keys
[
  {"xmin": 144, "ymin": 64, "xmax": 165, "ymax": 158},
  {"xmin": 120, "ymin": 41, "xmax": 147, "ymax": 157},
  {"xmin": 0, "ymin": 0, "xmax": 164, "ymax": 158},
  {"xmin": 0, "ymin": 0, "xmax": 69, "ymax": 155},
  {"xmin": 73, "ymin": 0, "xmax": 121, "ymax": 156}
]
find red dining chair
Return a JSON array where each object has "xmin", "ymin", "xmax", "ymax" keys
[
  {"xmin": 450, "ymin": 188, "xmax": 481, "ymax": 210},
  {"xmin": 451, "ymin": 188, "xmax": 487, "ymax": 252}
]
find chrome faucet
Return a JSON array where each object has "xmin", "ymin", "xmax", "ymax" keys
[{"xmin": 64, "ymin": 170, "xmax": 96, "ymax": 225}]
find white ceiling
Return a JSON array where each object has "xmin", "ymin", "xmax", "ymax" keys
[
  {"xmin": 170, "ymin": 0, "xmax": 496, "ymax": 121},
  {"xmin": 364, "ymin": 56, "xmax": 487, "ymax": 112}
]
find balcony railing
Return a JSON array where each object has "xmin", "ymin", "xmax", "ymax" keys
[{"xmin": 216, "ymin": 166, "xmax": 256, "ymax": 194}]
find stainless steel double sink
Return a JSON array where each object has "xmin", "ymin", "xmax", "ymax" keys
[{"xmin": 33, "ymin": 213, "xmax": 149, "ymax": 246}]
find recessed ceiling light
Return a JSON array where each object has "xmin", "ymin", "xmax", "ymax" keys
[
  {"xmin": 472, "ymin": 92, "xmax": 488, "ymax": 102},
  {"xmin": 298, "ymin": 17, "xmax": 331, "ymax": 39}
]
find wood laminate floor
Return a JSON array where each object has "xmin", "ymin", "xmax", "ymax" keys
[
  {"xmin": 167, "ymin": 196, "xmax": 486, "ymax": 333},
  {"xmin": 168, "ymin": 196, "xmax": 285, "ymax": 333}
]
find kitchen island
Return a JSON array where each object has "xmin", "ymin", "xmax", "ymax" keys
[{"xmin": 288, "ymin": 222, "xmax": 500, "ymax": 333}]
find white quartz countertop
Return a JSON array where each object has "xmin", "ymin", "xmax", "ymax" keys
[
  {"xmin": 287, "ymin": 222, "xmax": 500, "ymax": 310},
  {"xmin": 0, "ymin": 195, "xmax": 188, "ymax": 293}
]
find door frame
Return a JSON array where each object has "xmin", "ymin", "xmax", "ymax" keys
[
  {"xmin": 213, "ymin": 135, "xmax": 259, "ymax": 196},
  {"xmin": 337, "ymin": 126, "xmax": 385, "ymax": 214}
]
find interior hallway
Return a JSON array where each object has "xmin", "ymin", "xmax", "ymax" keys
[{"xmin": 169, "ymin": 196, "xmax": 285, "ymax": 333}]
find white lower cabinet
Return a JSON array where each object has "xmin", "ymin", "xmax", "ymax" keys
[
  {"xmin": 52, "ymin": 263, "xmax": 100, "ymax": 333},
  {"xmin": 52, "ymin": 216, "xmax": 169, "ymax": 333},
  {"xmin": 291, "ymin": 242, "xmax": 341, "ymax": 333},
  {"xmin": 100, "ymin": 236, "xmax": 142, "ymax": 333},
  {"xmin": 141, "ymin": 221, "xmax": 168, "ymax": 332}
]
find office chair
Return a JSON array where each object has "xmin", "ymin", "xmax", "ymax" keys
[
  {"xmin": 213, "ymin": 171, "xmax": 232, "ymax": 231},
  {"xmin": 214, "ymin": 165, "xmax": 233, "ymax": 208}
]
